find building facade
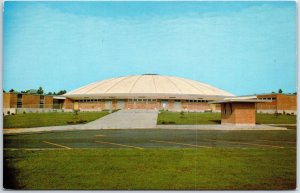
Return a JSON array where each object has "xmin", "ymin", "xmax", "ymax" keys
[
  {"xmin": 3, "ymin": 75, "xmax": 297, "ymax": 115},
  {"xmin": 256, "ymin": 93, "xmax": 297, "ymax": 114},
  {"xmin": 3, "ymin": 93, "xmax": 66, "ymax": 115},
  {"xmin": 62, "ymin": 74, "xmax": 233, "ymax": 112}
]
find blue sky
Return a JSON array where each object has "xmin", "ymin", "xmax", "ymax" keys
[{"xmin": 3, "ymin": 1, "xmax": 296, "ymax": 95}]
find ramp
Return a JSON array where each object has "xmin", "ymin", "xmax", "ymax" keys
[{"xmin": 80, "ymin": 109, "xmax": 159, "ymax": 129}]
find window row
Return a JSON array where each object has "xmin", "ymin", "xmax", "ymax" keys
[
  {"xmin": 260, "ymin": 97, "xmax": 276, "ymax": 100},
  {"xmin": 185, "ymin": 100, "xmax": 209, "ymax": 103},
  {"xmin": 75, "ymin": 99, "xmax": 210, "ymax": 103},
  {"xmin": 76, "ymin": 99, "xmax": 101, "ymax": 102},
  {"xmin": 128, "ymin": 99, "xmax": 158, "ymax": 102}
]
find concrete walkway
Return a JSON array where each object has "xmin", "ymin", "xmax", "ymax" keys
[
  {"xmin": 80, "ymin": 109, "xmax": 159, "ymax": 129},
  {"xmin": 3, "ymin": 125, "xmax": 84, "ymax": 134}
]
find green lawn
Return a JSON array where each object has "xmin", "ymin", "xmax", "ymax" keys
[
  {"xmin": 3, "ymin": 112, "xmax": 109, "ymax": 128},
  {"xmin": 256, "ymin": 113, "xmax": 297, "ymax": 124},
  {"xmin": 3, "ymin": 129, "xmax": 296, "ymax": 190},
  {"xmin": 157, "ymin": 111, "xmax": 296, "ymax": 125},
  {"xmin": 4, "ymin": 148, "xmax": 295, "ymax": 190},
  {"xmin": 157, "ymin": 111, "xmax": 221, "ymax": 124}
]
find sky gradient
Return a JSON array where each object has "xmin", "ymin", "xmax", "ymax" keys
[{"xmin": 3, "ymin": 1, "xmax": 296, "ymax": 96}]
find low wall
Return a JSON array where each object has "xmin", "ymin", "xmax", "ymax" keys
[
  {"xmin": 3, "ymin": 108, "xmax": 16, "ymax": 115},
  {"xmin": 3, "ymin": 108, "xmax": 74, "ymax": 115},
  {"xmin": 256, "ymin": 110, "xmax": 297, "ymax": 115}
]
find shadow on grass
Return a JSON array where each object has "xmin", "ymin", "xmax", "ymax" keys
[
  {"xmin": 3, "ymin": 155, "xmax": 24, "ymax": 189},
  {"xmin": 210, "ymin": 120, "xmax": 221, "ymax": 124}
]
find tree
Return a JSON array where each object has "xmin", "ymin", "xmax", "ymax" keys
[
  {"xmin": 271, "ymin": 91, "xmax": 275, "ymax": 94},
  {"xmin": 57, "ymin": 90, "xmax": 67, "ymax": 95},
  {"xmin": 9, "ymin": 89, "xmax": 15, "ymax": 93},
  {"xmin": 3, "ymin": 89, "xmax": 5, "ymax": 93},
  {"xmin": 47, "ymin": 92, "xmax": 53, "ymax": 95},
  {"xmin": 278, "ymin": 89, "xmax": 283, "ymax": 94},
  {"xmin": 37, "ymin": 87, "xmax": 44, "ymax": 94}
]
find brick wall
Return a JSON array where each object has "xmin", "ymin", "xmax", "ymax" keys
[
  {"xmin": 78, "ymin": 101, "xmax": 103, "ymax": 110},
  {"xmin": 277, "ymin": 94, "xmax": 297, "ymax": 111},
  {"xmin": 3, "ymin": 93, "xmax": 11, "ymax": 108},
  {"xmin": 63, "ymin": 98, "xmax": 74, "ymax": 109},
  {"xmin": 44, "ymin": 96, "xmax": 53, "ymax": 108},
  {"xmin": 221, "ymin": 102, "xmax": 256, "ymax": 125},
  {"xmin": 256, "ymin": 94, "xmax": 297, "ymax": 111},
  {"xmin": 71, "ymin": 99, "xmax": 222, "ymax": 111},
  {"xmin": 22, "ymin": 95, "xmax": 40, "ymax": 108}
]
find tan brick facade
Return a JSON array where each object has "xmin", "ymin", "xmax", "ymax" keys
[
  {"xmin": 44, "ymin": 96, "xmax": 54, "ymax": 108},
  {"xmin": 4, "ymin": 93, "xmax": 59, "ymax": 109},
  {"xmin": 63, "ymin": 98, "xmax": 74, "ymax": 109},
  {"xmin": 256, "ymin": 94, "xmax": 297, "ymax": 114},
  {"xmin": 221, "ymin": 102, "xmax": 256, "ymax": 125},
  {"xmin": 3, "ymin": 92, "xmax": 296, "ymax": 115},
  {"xmin": 63, "ymin": 99, "xmax": 221, "ymax": 112},
  {"xmin": 22, "ymin": 95, "xmax": 40, "ymax": 108}
]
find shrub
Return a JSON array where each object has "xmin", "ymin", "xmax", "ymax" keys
[
  {"xmin": 67, "ymin": 121, "xmax": 74, "ymax": 124},
  {"xmin": 180, "ymin": 111, "xmax": 185, "ymax": 118},
  {"xmin": 77, "ymin": 119, "xmax": 87, "ymax": 124},
  {"xmin": 73, "ymin": 109, "xmax": 80, "ymax": 116}
]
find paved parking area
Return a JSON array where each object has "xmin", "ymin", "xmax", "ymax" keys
[{"xmin": 4, "ymin": 129, "xmax": 296, "ymax": 150}]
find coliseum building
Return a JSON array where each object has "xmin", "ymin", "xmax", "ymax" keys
[
  {"xmin": 3, "ymin": 74, "xmax": 297, "ymax": 115},
  {"xmin": 63, "ymin": 74, "xmax": 234, "ymax": 112}
]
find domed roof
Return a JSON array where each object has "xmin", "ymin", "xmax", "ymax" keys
[{"xmin": 64, "ymin": 74, "xmax": 234, "ymax": 99}]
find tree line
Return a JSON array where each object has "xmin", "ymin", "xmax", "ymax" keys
[
  {"xmin": 271, "ymin": 89, "xmax": 296, "ymax": 95},
  {"xmin": 3, "ymin": 86, "xmax": 67, "ymax": 96}
]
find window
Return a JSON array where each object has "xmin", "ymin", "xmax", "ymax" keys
[
  {"xmin": 17, "ymin": 94, "xmax": 22, "ymax": 108},
  {"xmin": 40, "ymin": 95, "xmax": 44, "ymax": 108},
  {"xmin": 228, "ymin": 103, "xmax": 232, "ymax": 114}
]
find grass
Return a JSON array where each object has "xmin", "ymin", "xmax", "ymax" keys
[
  {"xmin": 3, "ymin": 129, "xmax": 296, "ymax": 190},
  {"xmin": 3, "ymin": 111, "xmax": 109, "ymax": 128},
  {"xmin": 157, "ymin": 111, "xmax": 296, "ymax": 125},
  {"xmin": 157, "ymin": 111, "xmax": 221, "ymax": 124},
  {"xmin": 256, "ymin": 113, "xmax": 297, "ymax": 124},
  {"xmin": 4, "ymin": 148, "xmax": 295, "ymax": 190}
]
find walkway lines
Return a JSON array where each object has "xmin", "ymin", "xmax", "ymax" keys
[
  {"xmin": 150, "ymin": 139, "xmax": 211, "ymax": 148},
  {"xmin": 43, "ymin": 141, "xmax": 72, "ymax": 149},
  {"xmin": 95, "ymin": 141, "xmax": 144, "ymax": 150},
  {"xmin": 205, "ymin": 139, "xmax": 284, "ymax": 149}
]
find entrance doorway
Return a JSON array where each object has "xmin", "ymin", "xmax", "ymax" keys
[
  {"xmin": 174, "ymin": 100, "xmax": 181, "ymax": 110},
  {"xmin": 105, "ymin": 100, "xmax": 112, "ymax": 110},
  {"xmin": 161, "ymin": 100, "xmax": 168, "ymax": 110},
  {"xmin": 117, "ymin": 100, "xmax": 125, "ymax": 109}
]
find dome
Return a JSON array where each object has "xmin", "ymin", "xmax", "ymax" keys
[{"xmin": 64, "ymin": 74, "xmax": 234, "ymax": 99}]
